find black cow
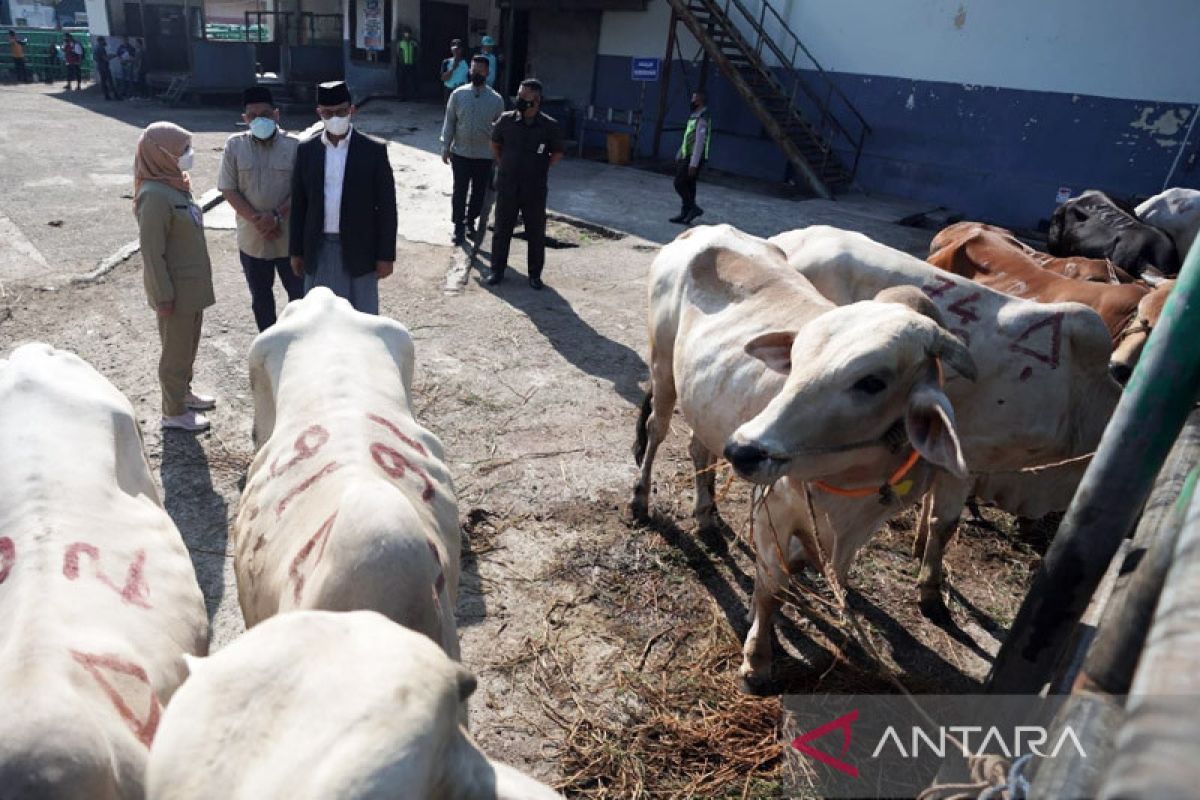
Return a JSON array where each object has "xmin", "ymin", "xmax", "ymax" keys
[{"xmin": 1048, "ymin": 189, "xmax": 1180, "ymax": 278}]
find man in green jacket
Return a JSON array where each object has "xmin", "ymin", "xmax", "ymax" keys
[
  {"xmin": 671, "ymin": 90, "xmax": 711, "ymax": 225},
  {"xmin": 395, "ymin": 27, "xmax": 417, "ymax": 100}
]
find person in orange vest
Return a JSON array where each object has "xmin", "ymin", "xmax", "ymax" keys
[{"xmin": 8, "ymin": 30, "xmax": 29, "ymax": 83}]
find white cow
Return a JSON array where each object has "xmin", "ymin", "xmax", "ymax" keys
[
  {"xmin": 770, "ymin": 226, "xmax": 1120, "ymax": 619},
  {"xmin": 1136, "ymin": 187, "xmax": 1200, "ymax": 264},
  {"xmin": 630, "ymin": 225, "xmax": 977, "ymax": 689},
  {"xmin": 146, "ymin": 610, "xmax": 562, "ymax": 799},
  {"xmin": 0, "ymin": 343, "xmax": 208, "ymax": 799},
  {"xmin": 234, "ymin": 288, "xmax": 461, "ymax": 661}
]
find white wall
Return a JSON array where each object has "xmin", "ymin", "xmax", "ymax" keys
[
  {"xmin": 782, "ymin": 0, "xmax": 1200, "ymax": 102},
  {"xmin": 598, "ymin": 0, "xmax": 701, "ymax": 60},
  {"xmin": 600, "ymin": 0, "xmax": 1200, "ymax": 103}
]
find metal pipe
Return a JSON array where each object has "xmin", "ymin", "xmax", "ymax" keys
[
  {"xmin": 1098, "ymin": 464, "xmax": 1200, "ymax": 798},
  {"xmin": 986, "ymin": 239, "xmax": 1200, "ymax": 696},
  {"xmin": 1078, "ymin": 411, "xmax": 1200, "ymax": 695},
  {"xmin": 651, "ymin": 6, "xmax": 678, "ymax": 161}
]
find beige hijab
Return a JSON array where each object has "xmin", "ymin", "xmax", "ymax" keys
[{"xmin": 133, "ymin": 122, "xmax": 192, "ymax": 209}]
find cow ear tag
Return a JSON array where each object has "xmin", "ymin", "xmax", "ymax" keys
[{"xmin": 893, "ymin": 479, "xmax": 914, "ymax": 498}]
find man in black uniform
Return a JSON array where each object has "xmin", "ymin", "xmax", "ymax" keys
[{"xmin": 487, "ymin": 78, "xmax": 565, "ymax": 290}]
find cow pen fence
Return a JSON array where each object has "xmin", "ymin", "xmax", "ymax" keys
[{"xmin": 924, "ymin": 237, "xmax": 1200, "ymax": 797}]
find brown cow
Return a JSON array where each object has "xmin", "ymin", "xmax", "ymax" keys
[
  {"xmin": 931, "ymin": 222, "xmax": 1133, "ymax": 283},
  {"xmin": 928, "ymin": 223, "xmax": 1173, "ymax": 384}
]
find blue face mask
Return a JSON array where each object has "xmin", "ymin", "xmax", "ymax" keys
[{"xmin": 249, "ymin": 116, "xmax": 277, "ymax": 140}]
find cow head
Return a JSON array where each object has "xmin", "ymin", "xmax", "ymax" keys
[
  {"xmin": 723, "ymin": 289, "xmax": 976, "ymax": 486},
  {"xmin": 1109, "ymin": 280, "xmax": 1175, "ymax": 384}
]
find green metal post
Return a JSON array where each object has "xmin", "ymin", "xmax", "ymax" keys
[{"xmin": 986, "ymin": 239, "xmax": 1200, "ymax": 694}]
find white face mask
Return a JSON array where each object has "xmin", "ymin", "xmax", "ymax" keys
[
  {"xmin": 323, "ymin": 115, "xmax": 351, "ymax": 136},
  {"xmin": 249, "ymin": 117, "xmax": 277, "ymax": 140},
  {"xmin": 177, "ymin": 147, "xmax": 194, "ymax": 172}
]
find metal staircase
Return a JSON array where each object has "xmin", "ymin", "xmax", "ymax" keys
[{"xmin": 666, "ymin": 0, "xmax": 871, "ymax": 198}]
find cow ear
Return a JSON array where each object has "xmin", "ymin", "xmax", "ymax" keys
[
  {"xmin": 457, "ymin": 665, "xmax": 478, "ymax": 702},
  {"xmin": 905, "ymin": 386, "xmax": 969, "ymax": 479},
  {"xmin": 744, "ymin": 331, "xmax": 796, "ymax": 374}
]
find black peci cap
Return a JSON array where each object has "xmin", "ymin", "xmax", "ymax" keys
[
  {"xmin": 242, "ymin": 85, "xmax": 274, "ymax": 107},
  {"xmin": 316, "ymin": 80, "xmax": 352, "ymax": 106}
]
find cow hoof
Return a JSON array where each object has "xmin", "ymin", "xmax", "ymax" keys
[
  {"xmin": 626, "ymin": 496, "xmax": 650, "ymax": 524},
  {"xmin": 737, "ymin": 660, "xmax": 775, "ymax": 696},
  {"xmin": 918, "ymin": 591, "xmax": 952, "ymax": 625},
  {"xmin": 696, "ymin": 510, "xmax": 723, "ymax": 535}
]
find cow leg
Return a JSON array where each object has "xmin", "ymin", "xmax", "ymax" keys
[
  {"xmin": 628, "ymin": 367, "xmax": 677, "ymax": 522},
  {"xmin": 689, "ymin": 433, "xmax": 720, "ymax": 531},
  {"xmin": 739, "ymin": 488, "xmax": 795, "ymax": 693},
  {"xmin": 917, "ymin": 479, "xmax": 970, "ymax": 622},
  {"xmin": 912, "ymin": 492, "xmax": 933, "ymax": 558}
]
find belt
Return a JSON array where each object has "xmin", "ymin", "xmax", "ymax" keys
[{"xmin": 322, "ymin": 233, "xmax": 341, "ymax": 241}]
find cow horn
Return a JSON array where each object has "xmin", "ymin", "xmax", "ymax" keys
[{"xmin": 928, "ymin": 329, "xmax": 977, "ymax": 382}]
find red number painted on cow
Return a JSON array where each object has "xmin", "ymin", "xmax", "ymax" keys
[
  {"xmin": 276, "ymin": 461, "xmax": 343, "ymax": 518},
  {"xmin": 0, "ymin": 537, "xmax": 14, "ymax": 585},
  {"xmin": 947, "ymin": 291, "xmax": 982, "ymax": 325},
  {"xmin": 288, "ymin": 512, "xmax": 338, "ymax": 603},
  {"xmin": 63, "ymin": 543, "xmax": 151, "ymax": 609},
  {"xmin": 270, "ymin": 424, "xmax": 331, "ymax": 478},
  {"xmin": 368, "ymin": 413, "xmax": 428, "ymax": 457},
  {"xmin": 71, "ymin": 650, "xmax": 162, "ymax": 747},
  {"xmin": 370, "ymin": 443, "xmax": 435, "ymax": 502},
  {"xmin": 1009, "ymin": 312, "xmax": 1064, "ymax": 370},
  {"xmin": 922, "ymin": 276, "xmax": 958, "ymax": 299}
]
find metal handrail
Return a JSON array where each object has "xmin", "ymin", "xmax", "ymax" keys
[{"xmin": 697, "ymin": 0, "xmax": 870, "ymax": 172}]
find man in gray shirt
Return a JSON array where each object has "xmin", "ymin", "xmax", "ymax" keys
[{"xmin": 441, "ymin": 56, "xmax": 505, "ymax": 245}]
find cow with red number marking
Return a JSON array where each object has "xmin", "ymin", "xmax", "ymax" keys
[
  {"xmin": 146, "ymin": 611, "xmax": 561, "ymax": 799},
  {"xmin": 769, "ymin": 226, "xmax": 1120, "ymax": 619},
  {"xmin": 234, "ymin": 287, "xmax": 461, "ymax": 664},
  {"xmin": 0, "ymin": 343, "xmax": 207, "ymax": 798}
]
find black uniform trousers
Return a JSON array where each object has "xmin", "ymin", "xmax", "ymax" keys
[
  {"xmin": 674, "ymin": 159, "xmax": 703, "ymax": 213},
  {"xmin": 97, "ymin": 65, "xmax": 118, "ymax": 99},
  {"xmin": 450, "ymin": 155, "xmax": 493, "ymax": 228},
  {"xmin": 396, "ymin": 63, "xmax": 416, "ymax": 99},
  {"xmin": 491, "ymin": 185, "xmax": 547, "ymax": 280}
]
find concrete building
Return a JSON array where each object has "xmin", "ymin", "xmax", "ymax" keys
[{"xmin": 79, "ymin": 0, "xmax": 1200, "ymax": 229}]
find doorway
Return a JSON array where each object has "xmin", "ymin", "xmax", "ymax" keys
[{"xmin": 419, "ymin": 0, "xmax": 467, "ymax": 99}]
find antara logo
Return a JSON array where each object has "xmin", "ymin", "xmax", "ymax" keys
[
  {"xmin": 790, "ymin": 710, "xmax": 859, "ymax": 777},
  {"xmin": 790, "ymin": 711, "xmax": 1087, "ymax": 777}
]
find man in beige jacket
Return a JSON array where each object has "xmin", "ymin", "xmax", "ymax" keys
[{"xmin": 135, "ymin": 122, "xmax": 217, "ymax": 432}]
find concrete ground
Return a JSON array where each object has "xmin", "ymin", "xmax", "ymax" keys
[{"xmin": 0, "ymin": 81, "xmax": 1036, "ymax": 796}]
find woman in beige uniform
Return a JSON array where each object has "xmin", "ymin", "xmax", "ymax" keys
[{"xmin": 134, "ymin": 122, "xmax": 217, "ymax": 432}]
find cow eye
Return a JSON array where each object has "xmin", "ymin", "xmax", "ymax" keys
[{"xmin": 852, "ymin": 375, "xmax": 887, "ymax": 395}]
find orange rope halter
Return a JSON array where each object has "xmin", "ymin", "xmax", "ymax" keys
[
  {"xmin": 810, "ymin": 357, "xmax": 945, "ymax": 501},
  {"xmin": 811, "ymin": 447, "xmax": 921, "ymax": 498}
]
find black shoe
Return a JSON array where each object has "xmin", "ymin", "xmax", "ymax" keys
[
  {"xmin": 484, "ymin": 270, "xmax": 504, "ymax": 286},
  {"xmin": 684, "ymin": 207, "xmax": 704, "ymax": 224},
  {"xmin": 452, "ymin": 225, "xmax": 465, "ymax": 245},
  {"xmin": 669, "ymin": 212, "xmax": 688, "ymax": 224},
  {"xmin": 528, "ymin": 277, "xmax": 544, "ymax": 290}
]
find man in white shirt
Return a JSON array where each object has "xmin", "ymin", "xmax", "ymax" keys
[{"xmin": 289, "ymin": 81, "xmax": 398, "ymax": 315}]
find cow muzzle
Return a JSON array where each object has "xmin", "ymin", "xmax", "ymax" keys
[{"xmin": 723, "ymin": 440, "xmax": 788, "ymax": 484}]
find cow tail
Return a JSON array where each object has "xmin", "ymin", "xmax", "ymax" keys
[{"xmin": 633, "ymin": 389, "xmax": 653, "ymax": 467}]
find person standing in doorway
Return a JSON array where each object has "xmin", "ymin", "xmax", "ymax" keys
[
  {"xmin": 395, "ymin": 26, "xmax": 418, "ymax": 100},
  {"xmin": 93, "ymin": 36, "xmax": 119, "ymax": 99},
  {"xmin": 117, "ymin": 38, "xmax": 136, "ymax": 98},
  {"xmin": 441, "ymin": 55, "xmax": 504, "ymax": 245},
  {"xmin": 8, "ymin": 31, "xmax": 29, "ymax": 83},
  {"xmin": 289, "ymin": 81, "xmax": 397, "ymax": 315},
  {"xmin": 488, "ymin": 79, "xmax": 564, "ymax": 290},
  {"xmin": 134, "ymin": 37, "xmax": 148, "ymax": 97},
  {"xmin": 134, "ymin": 122, "xmax": 217, "ymax": 432},
  {"xmin": 477, "ymin": 35, "xmax": 497, "ymax": 88},
  {"xmin": 670, "ymin": 89, "xmax": 711, "ymax": 225},
  {"xmin": 440, "ymin": 40, "xmax": 468, "ymax": 100},
  {"xmin": 62, "ymin": 33, "xmax": 83, "ymax": 91},
  {"xmin": 219, "ymin": 86, "xmax": 303, "ymax": 332}
]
